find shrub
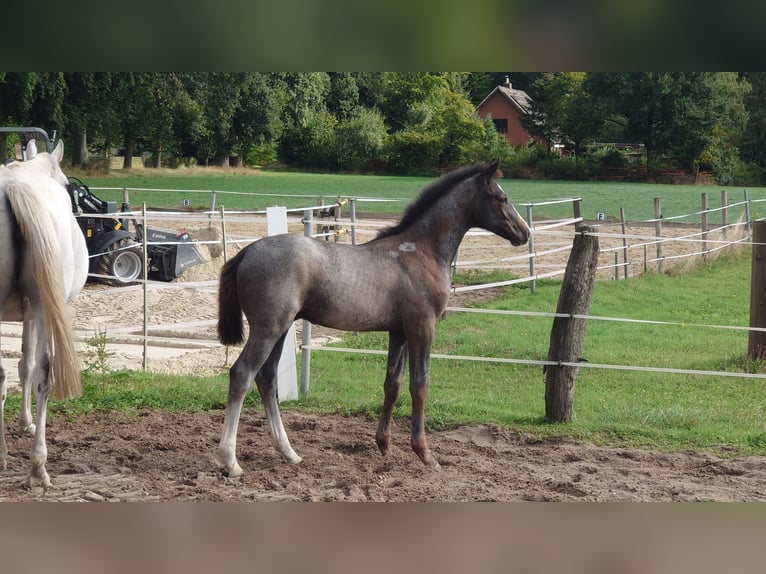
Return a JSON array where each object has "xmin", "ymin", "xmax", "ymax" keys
[
  {"xmin": 333, "ymin": 108, "xmax": 388, "ymax": 172},
  {"xmin": 386, "ymin": 131, "xmax": 442, "ymax": 175},
  {"xmin": 245, "ymin": 139, "xmax": 279, "ymax": 167},
  {"xmin": 732, "ymin": 160, "xmax": 766, "ymax": 186}
]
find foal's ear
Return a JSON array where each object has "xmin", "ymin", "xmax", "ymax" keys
[{"xmin": 482, "ymin": 158, "xmax": 500, "ymax": 181}]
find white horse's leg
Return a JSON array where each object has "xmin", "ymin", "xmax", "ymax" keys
[
  {"xmin": 18, "ymin": 319, "xmax": 36, "ymax": 435},
  {"xmin": 26, "ymin": 317, "xmax": 50, "ymax": 489},
  {"xmin": 1, "ymin": 357, "xmax": 7, "ymax": 470}
]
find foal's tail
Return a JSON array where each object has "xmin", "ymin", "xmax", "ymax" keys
[
  {"xmin": 217, "ymin": 248, "xmax": 247, "ymax": 346},
  {"xmin": 7, "ymin": 181, "xmax": 82, "ymax": 400}
]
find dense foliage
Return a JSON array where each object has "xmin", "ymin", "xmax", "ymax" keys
[{"xmin": 0, "ymin": 72, "xmax": 762, "ymax": 182}]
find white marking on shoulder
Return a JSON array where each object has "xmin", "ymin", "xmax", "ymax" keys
[{"xmin": 399, "ymin": 242, "xmax": 416, "ymax": 252}]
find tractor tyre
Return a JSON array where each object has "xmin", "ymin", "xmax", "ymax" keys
[{"xmin": 97, "ymin": 238, "xmax": 144, "ymax": 286}]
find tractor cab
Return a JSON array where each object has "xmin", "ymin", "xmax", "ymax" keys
[{"xmin": 1, "ymin": 126, "xmax": 206, "ymax": 285}]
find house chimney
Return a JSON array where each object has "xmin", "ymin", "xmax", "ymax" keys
[{"xmin": 504, "ymin": 76, "xmax": 512, "ymax": 89}]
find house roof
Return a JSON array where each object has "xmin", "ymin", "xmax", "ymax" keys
[{"xmin": 476, "ymin": 78, "xmax": 532, "ymax": 114}]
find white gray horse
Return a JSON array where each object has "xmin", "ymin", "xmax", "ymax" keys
[{"xmin": 0, "ymin": 139, "xmax": 88, "ymax": 489}]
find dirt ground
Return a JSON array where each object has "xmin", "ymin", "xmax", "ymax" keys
[{"xmin": 3, "ymin": 215, "xmax": 763, "ymax": 501}]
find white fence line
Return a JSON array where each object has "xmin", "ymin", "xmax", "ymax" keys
[{"xmin": 60, "ymin": 188, "xmax": 764, "ymax": 394}]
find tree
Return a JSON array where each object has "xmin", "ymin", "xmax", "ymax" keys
[
  {"xmin": 62, "ymin": 72, "xmax": 104, "ymax": 167},
  {"xmin": 189, "ymin": 72, "xmax": 249, "ymax": 167},
  {"xmin": 739, "ymin": 72, "xmax": 766, "ymax": 171},
  {"xmin": 521, "ymin": 72, "xmax": 588, "ymax": 152},
  {"xmin": 0, "ymin": 73, "xmax": 43, "ymax": 161},
  {"xmin": 333, "ymin": 107, "xmax": 388, "ymax": 171},
  {"xmin": 278, "ymin": 73, "xmax": 332, "ymax": 166},
  {"xmin": 430, "ymin": 87, "xmax": 485, "ymax": 165},
  {"xmin": 585, "ymin": 73, "xmax": 748, "ymax": 172},
  {"xmin": 327, "ymin": 73, "xmax": 359, "ymax": 121},
  {"xmin": 231, "ymin": 73, "xmax": 287, "ymax": 167},
  {"xmin": 697, "ymin": 73, "xmax": 750, "ymax": 183}
]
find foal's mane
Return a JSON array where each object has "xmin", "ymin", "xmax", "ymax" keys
[{"xmin": 375, "ymin": 163, "xmax": 487, "ymax": 240}]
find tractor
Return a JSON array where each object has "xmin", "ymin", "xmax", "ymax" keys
[{"xmin": 1, "ymin": 127, "xmax": 206, "ymax": 286}]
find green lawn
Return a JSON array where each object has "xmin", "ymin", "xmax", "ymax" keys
[
  {"xmin": 30, "ymin": 248, "xmax": 766, "ymax": 457},
  {"xmin": 73, "ymin": 167, "xmax": 766, "ymax": 222}
]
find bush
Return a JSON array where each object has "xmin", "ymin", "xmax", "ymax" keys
[
  {"xmin": 732, "ymin": 160, "xmax": 766, "ymax": 186},
  {"xmin": 333, "ymin": 108, "xmax": 388, "ymax": 172},
  {"xmin": 245, "ymin": 140, "xmax": 279, "ymax": 166},
  {"xmin": 386, "ymin": 131, "xmax": 442, "ymax": 175}
]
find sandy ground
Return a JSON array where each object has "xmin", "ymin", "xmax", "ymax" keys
[{"xmin": 2, "ymin": 214, "xmax": 761, "ymax": 501}]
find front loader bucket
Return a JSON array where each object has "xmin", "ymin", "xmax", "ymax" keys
[{"xmin": 145, "ymin": 227, "xmax": 206, "ymax": 281}]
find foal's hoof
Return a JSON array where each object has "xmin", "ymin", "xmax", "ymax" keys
[
  {"xmin": 375, "ymin": 437, "xmax": 390, "ymax": 456},
  {"xmin": 419, "ymin": 451, "xmax": 441, "ymax": 470}
]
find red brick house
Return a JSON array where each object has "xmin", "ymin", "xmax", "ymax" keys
[{"xmin": 476, "ymin": 77, "xmax": 538, "ymax": 147}]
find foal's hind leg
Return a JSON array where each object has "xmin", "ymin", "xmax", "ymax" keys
[
  {"xmin": 255, "ymin": 333, "xmax": 302, "ymax": 465},
  {"xmin": 375, "ymin": 332, "xmax": 407, "ymax": 456},
  {"xmin": 218, "ymin": 332, "xmax": 300, "ymax": 477}
]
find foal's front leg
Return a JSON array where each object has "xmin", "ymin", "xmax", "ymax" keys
[
  {"xmin": 407, "ymin": 329, "xmax": 440, "ymax": 469},
  {"xmin": 375, "ymin": 332, "xmax": 407, "ymax": 455}
]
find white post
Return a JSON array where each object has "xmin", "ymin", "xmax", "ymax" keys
[{"xmin": 266, "ymin": 206, "xmax": 299, "ymax": 402}]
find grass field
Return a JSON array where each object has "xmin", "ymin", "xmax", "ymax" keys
[
  {"xmin": 28, "ymin": 246, "xmax": 766, "ymax": 457},
  {"xmin": 73, "ymin": 166, "xmax": 766, "ymax": 223},
  {"xmin": 18, "ymin": 166, "xmax": 762, "ymax": 456}
]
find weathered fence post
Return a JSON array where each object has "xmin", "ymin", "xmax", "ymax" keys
[
  {"xmin": 748, "ymin": 220, "xmax": 766, "ymax": 360},
  {"xmin": 544, "ymin": 225, "xmax": 600, "ymax": 422},
  {"xmin": 654, "ymin": 197, "xmax": 663, "ymax": 273}
]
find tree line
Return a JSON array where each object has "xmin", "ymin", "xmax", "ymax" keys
[{"xmin": 1, "ymin": 72, "xmax": 763, "ymax": 183}]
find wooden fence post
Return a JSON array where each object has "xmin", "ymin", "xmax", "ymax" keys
[
  {"xmin": 545, "ymin": 224, "xmax": 600, "ymax": 422},
  {"xmin": 748, "ymin": 221, "xmax": 766, "ymax": 360}
]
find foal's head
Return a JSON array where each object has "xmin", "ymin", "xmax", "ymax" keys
[{"xmin": 469, "ymin": 159, "xmax": 530, "ymax": 247}]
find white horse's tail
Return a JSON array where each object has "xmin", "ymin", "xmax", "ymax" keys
[{"xmin": 6, "ymin": 180, "xmax": 82, "ymax": 400}]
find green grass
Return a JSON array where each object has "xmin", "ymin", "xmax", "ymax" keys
[
  {"xmin": 71, "ymin": 167, "xmax": 766, "ymax": 222},
  {"xmin": 298, "ymin": 250, "xmax": 766, "ymax": 456},
  {"xmin": 12, "ymin": 248, "xmax": 763, "ymax": 457}
]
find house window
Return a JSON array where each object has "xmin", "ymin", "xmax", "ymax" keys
[{"xmin": 493, "ymin": 119, "xmax": 508, "ymax": 134}]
